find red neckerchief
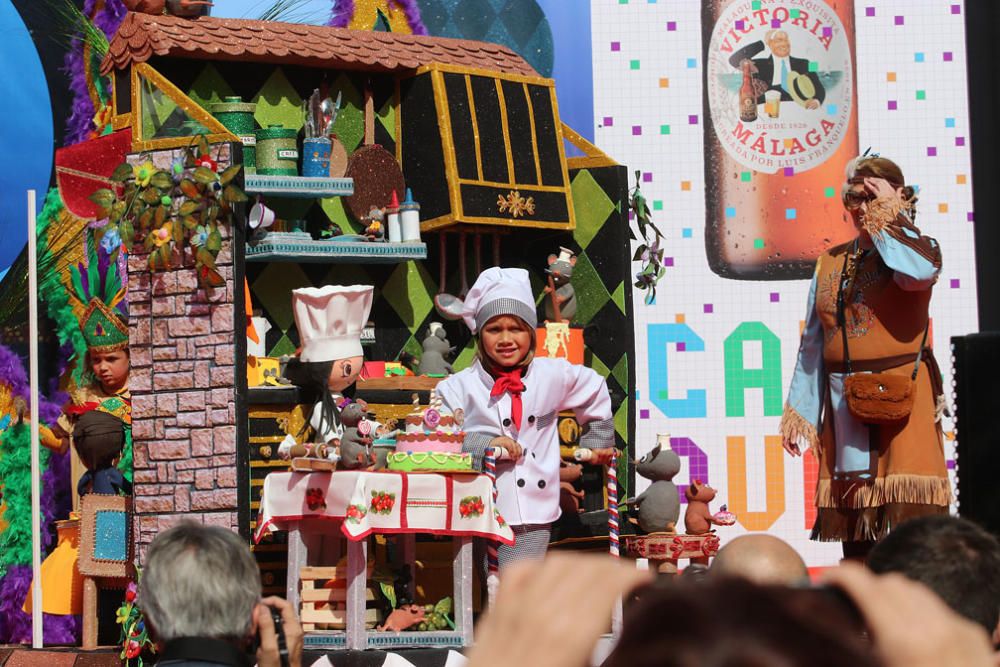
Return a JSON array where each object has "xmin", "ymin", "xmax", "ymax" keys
[{"xmin": 490, "ymin": 367, "xmax": 525, "ymax": 430}]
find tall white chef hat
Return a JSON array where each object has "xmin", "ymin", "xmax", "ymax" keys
[
  {"xmin": 461, "ymin": 267, "xmax": 537, "ymax": 334},
  {"xmin": 292, "ymin": 285, "xmax": 374, "ymax": 362}
]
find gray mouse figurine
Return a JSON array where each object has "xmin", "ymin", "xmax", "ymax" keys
[
  {"xmin": 628, "ymin": 442, "xmax": 681, "ymax": 534},
  {"xmin": 416, "ymin": 323, "xmax": 454, "ymax": 376},
  {"xmin": 338, "ymin": 400, "xmax": 375, "ymax": 469},
  {"xmin": 544, "ymin": 247, "xmax": 578, "ymax": 323}
]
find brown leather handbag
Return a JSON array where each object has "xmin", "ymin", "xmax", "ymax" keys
[{"xmin": 837, "ymin": 245, "xmax": 928, "ymax": 425}]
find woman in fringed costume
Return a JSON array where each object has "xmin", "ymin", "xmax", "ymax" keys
[{"xmin": 781, "ymin": 154, "xmax": 950, "ymax": 560}]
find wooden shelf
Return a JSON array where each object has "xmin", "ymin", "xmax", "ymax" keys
[
  {"xmin": 245, "ymin": 174, "xmax": 354, "ymax": 198},
  {"xmin": 246, "ymin": 233, "xmax": 427, "ymax": 263}
]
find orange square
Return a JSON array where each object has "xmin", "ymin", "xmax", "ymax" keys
[
  {"xmin": 957, "ymin": 174, "xmax": 967, "ymax": 184},
  {"xmin": 783, "ymin": 138, "xmax": 794, "ymax": 148},
  {"xmin": 681, "ymin": 180, "xmax": 691, "ymax": 191},
  {"xmin": 659, "ymin": 77, "xmax": 670, "ymax": 88},
  {"xmin": 887, "ymin": 71, "xmax": 897, "ymax": 82},
  {"xmin": 938, "ymin": 203, "xmax": 949, "ymax": 213},
  {"xmin": 675, "ymin": 314, "xmax": 686, "ymax": 324}
]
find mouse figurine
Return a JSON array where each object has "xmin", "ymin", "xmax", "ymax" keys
[
  {"xmin": 416, "ymin": 322, "xmax": 454, "ymax": 376},
  {"xmin": 544, "ymin": 246, "xmax": 578, "ymax": 323},
  {"xmin": 684, "ymin": 479, "xmax": 724, "ymax": 536},
  {"xmin": 627, "ymin": 441, "xmax": 681, "ymax": 534},
  {"xmin": 338, "ymin": 399, "xmax": 376, "ymax": 469},
  {"xmin": 559, "ymin": 460, "xmax": 585, "ymax": 514}
]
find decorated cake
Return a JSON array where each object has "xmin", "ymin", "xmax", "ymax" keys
[{"xmin": 387, "ymin": 391, "xmax": 472, "ymax": 472}]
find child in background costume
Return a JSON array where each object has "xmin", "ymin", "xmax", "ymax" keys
[
  {"xmin": 436, "ymin": 268, "xmax": 615, "ymax": 567},
  {"xmin": 44, "ymin": 245, "xmax": 132, "ymax": 509},
  {"xmin": 278, "ymin": 285, "xmax": 375, "ymax": 464}
]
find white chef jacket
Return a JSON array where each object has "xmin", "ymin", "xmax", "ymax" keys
[{"xmin": 436, "ymin": 358, "xmax": 614, "ymax": 526}]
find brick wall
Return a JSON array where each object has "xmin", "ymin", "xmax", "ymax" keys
[{"xmin": 127, "ymin": 144, "xmax": 241, "ymax": 561}]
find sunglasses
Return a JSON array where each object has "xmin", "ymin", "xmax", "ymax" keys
[{"xmin": 842, "ymin": 189, "xmax": 876, "ymax": 210}]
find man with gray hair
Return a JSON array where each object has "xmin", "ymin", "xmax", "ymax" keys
[
  {"xmin": 140, "ymin": 521, "xmax": 302, "ymax": 667},
  {"xmin": 728, "ymin": 28, "xmax": 825, "ymax": 109}
]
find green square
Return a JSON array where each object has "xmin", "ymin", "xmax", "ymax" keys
[
  {"xmin": 751, "ymin": 0, "xmax": 761, "ymax": 9},
  {"xmin": 916, "ymin": 89, "xmax": 926, "ymax": 100},
  {"xmin": 653, "ymin": 200, "xmax": 663, "ymax": 211},
  {"xmin": 740, "ymin": 171, "xmax": 752, "ymax": 182},
  {"xmin": 657, "ymin": 389, "xmax": 669, "ymax": 400},
  {"xmin": 660, "ymin": 124, "xmax": 671, "ymax": 135},
  {"xmin": 619, "ymin": 0, "xmax": 628, "ymax": 4},
  {"xmin": 824, "ymin": 186, "xmax": 836, "ymax": 197},
  {"xmin": 790, "ymin": 8, "xmax": 800, "ymax": 18},
  {"xmin": 754, "ymin": 238, "xmax": 765, "ymax": 249},
  {"xmin": 630, "ymin": 60, "xmax": 640, "ymax": 70},
  {"xmin": 808, "ymin": 61, "xmax": 818, "ymax": 72}
]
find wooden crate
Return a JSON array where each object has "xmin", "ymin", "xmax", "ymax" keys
[{"xmin": 299, "ymin": 566, "xmax": 380, "ymax": 631}]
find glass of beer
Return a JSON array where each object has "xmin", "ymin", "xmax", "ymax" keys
[{"xmin": 764, "ymin": 90, "xmax": 781, "ymax": 119}]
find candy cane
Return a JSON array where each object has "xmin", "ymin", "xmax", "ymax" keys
[
  {"xmin": 608, "ymin": 448, "xmax": 619, "ymax": 558},
  {"xmin": 485, "ymin": 447, "xmax": 500, "ymax": 607}
]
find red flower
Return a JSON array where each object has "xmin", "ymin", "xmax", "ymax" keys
[
  {"xmin": 195, "ymin": 155, "xmax": 218, "ymax": 172},
  {"xmin": 125, "ymin": 589, "xmax": 136, "ymax": 602},
  {"xmin": 125, "ymin": 641, "xmax": 141, "ymax": 659}
]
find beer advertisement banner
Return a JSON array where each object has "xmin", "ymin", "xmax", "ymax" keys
[{"xmin": 592, "ymin": 0, "xmax": 975, "ymax": 566}]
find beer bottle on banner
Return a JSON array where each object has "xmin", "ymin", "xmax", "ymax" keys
[{"xmin": 702, "ymin": 0, "xmax": 858, "ymax": 280}]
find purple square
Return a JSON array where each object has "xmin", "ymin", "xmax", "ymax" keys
[
  {"xmin": 663, "ymin": 256, "xmax": 674, "ymax": 267},
  {"xmin": 643, "ymin": 172, "xmax": 653, "ymax": 183},
  {"xmin": 688, "ymin": 114, "xmax": 699, "ymax": 124},
  {"xmin": 894, "ymin": 15, "xmax": 904, "ymax": 25},
  {"xmin": 952, "ymin": 4, "xmax": 961, "ymax": 14},
  {"xmin": 611, "ymin": 41, "xmax": 621, "ymax": 52},
  {"xmin": 703, "ymin": 304, "xmax": 714, "ymax": 314},
  {"xmin": 603, "ymin": 116, "xmax": 614, "ymax": 127},
  {"xmin": 736, "ymin": 19, "xmax": 745, "ymax": 30},
  {"xmin": 770, "ymin": 292, "xmax": 780, "ymax": 302},
  {"xmin": 628, "ymin": 210, "xmax": 635, "ymax": 221},
  {"xmin": 865, "ymin": 6, "xmax": 875, "ymax": 17},
  {"xmin": 771, "ymin": 18, "xmax": 781, "ymax": 28},
  {"xmin": 677, "ymin": 342, "xmax": 687, "ymax": 352},
  {"xmin": 632, "ymin": 125, "xmax": 642, "ymax": 136},
  {"xmin": 968, "ymin": 211, "xmax": 975, "ymax": 222},
  {"xmin": 667, "ymin": 21, "xmax": 677, "ymax": 31},
  {"xmin": 956, "ymin": 136, "xmax": 966, "ymax": 146},
  {"xmin": 823, "ymin": 26, "xmax": 832, "ymax": 37},
  {"xmin": 950, "ymin": 279, "xmax": 961, "ymax": 289},
  {"xmin": 888, "ymin": 100, "xmax": 898, "ymax": 110},
  {"xmin": 927, "ymin": 146, "xmax": 937, "ymax": 156},
  {"xmin": 783, "ymin": 166, "xmax": 794, "ymax": 176},
  {"xmin": 639, "ymin": 409, "xmax": 650, "ymax": 420},
  {"xmin": 944, "ymin": 51, "xmax": 953, "ymax": 62},
  {"xmin": 947, "ymin": 459, "xmax": 956, "ymax": 470}
]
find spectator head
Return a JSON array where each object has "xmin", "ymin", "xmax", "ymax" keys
[
  {"xmin": 140, "ymin": 521, "xmax": 262, "ymax": 645},
  {"xmin": 868, "ymin": 515, "xmax": 1000, "ymax": 638},
  {"xmin": 710, "ymin": 533, "xmax": 809, "ymax": 585},
  {"xmin": 604, "ymin": 577, "xmax": 880, "ymax": 667}
]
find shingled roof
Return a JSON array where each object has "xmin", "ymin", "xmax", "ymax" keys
[{"xmin": 101, "ymin": 12, "xmax": 538, "ymax": 77}]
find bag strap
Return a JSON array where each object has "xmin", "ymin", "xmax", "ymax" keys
[{"xmin": 836, "ymin": 239, "xmax": 929, "ymax": 381}]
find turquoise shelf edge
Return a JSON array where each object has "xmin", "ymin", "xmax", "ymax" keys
[
  {"xmin": 246, "ymin": 234, "xmax": 427, "ymax": 263},
  {"xmin": 245, "ymin": 174, "xmax": 354, "ymax": 198}
]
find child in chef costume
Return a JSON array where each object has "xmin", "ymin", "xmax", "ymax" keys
[{"xmin": 436, "ymin": 267, "xmax": 616, "ymax": 567}]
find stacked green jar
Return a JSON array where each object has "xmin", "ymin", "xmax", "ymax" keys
[
  {"xmin": 210, "ymin": 97, "xmax": 257, "ymax": 171},
  {"xmin": 255, "ymin": 125, "xmax": 299, "ymax": 176}
]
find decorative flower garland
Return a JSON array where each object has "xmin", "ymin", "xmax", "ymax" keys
[
  {"xmin": 90, "ymin": 137, "xmax": 246, "ymax": 289},
  {"xmin": 629, "ymin": 170, "xmax": 666, "ymax": 305}
]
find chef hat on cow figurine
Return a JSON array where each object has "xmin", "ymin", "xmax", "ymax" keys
[{"xmin": 461, "ymin": 267, "xmax": 537, "ymax": 335}]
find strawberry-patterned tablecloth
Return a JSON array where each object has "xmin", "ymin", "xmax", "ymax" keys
[{"xmin": 254, "ymin": 470, "xmax": 514, "ymax": 545}]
